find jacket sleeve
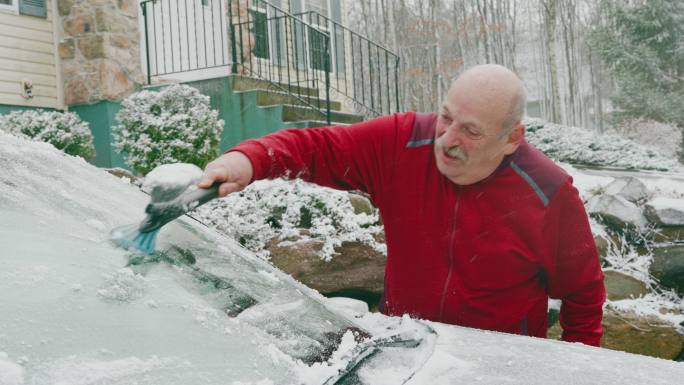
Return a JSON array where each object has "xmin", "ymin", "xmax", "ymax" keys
[
  {"xmin": 228, "ymin": 113, "xmax": 411, "ymax": 197},
  {"xmin": 545, "ymin": 179, "xmax": 606, "ymax": 347}
]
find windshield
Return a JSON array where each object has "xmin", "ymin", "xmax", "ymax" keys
[{"xmin": 0, "ymin": 132, "xmax": 363, "ymax": 384}]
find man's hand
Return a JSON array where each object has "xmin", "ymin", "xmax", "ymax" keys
[{"xmin": 198, "ymin": 151, "xmax": 254, "ymax": 197}]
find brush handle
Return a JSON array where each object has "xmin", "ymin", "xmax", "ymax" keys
[
  {"xmin": 180, "ymin": 182, "xmax": 220, "ymax": 210},
  {"xmin": 139, "ymin": 182, "xmax": 221, "ymax": 233}
]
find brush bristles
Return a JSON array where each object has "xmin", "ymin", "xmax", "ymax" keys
[{"xmin": 110, "ymin": 224, "xmax": 159, "ymax": 255}]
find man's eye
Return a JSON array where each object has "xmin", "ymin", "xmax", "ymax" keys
[
  {"xmin": 465, "ymin": 126, "xmax": 482, "ymax": 137},
  {"xmin": 440, "ymin": 115, "xmax": 452, "ymax": 123}
]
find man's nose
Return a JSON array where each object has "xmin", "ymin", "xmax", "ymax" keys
[{"xmin": 442, "ymin": 124, "xmax": 463, "ymax": 146}]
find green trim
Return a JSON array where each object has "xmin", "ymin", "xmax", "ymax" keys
[
  {"xmin": 0, "ymin": 104, "xmax": 58, "ymax": 115},
  {"xmin": 510, "ymin": 161, "xmax": 549, "ymax": 207},
  {"xmin": 70, "ymin": 101, "xmax": 128, "ymax": 169}
]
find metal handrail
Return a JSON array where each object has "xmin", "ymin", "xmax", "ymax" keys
[
  {"xmin": 228, "ymin": 0, "xmax": 333, "ymax": 124},
  {"xmin": 293, "ymin": 10, "xmax": 401, "ymax": 116},
  {"xmin": 139, "ymin": 0, "xmax": 401, "ymax": 123}
]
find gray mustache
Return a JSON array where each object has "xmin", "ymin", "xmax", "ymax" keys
[{"xmin": 436, "ymin": 138, "xmax": 468, "ymax": 161}]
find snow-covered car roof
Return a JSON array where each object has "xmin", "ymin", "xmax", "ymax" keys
[{"xmin": 2, "ymin": 132, "xmax": 684, "ymax": 384}]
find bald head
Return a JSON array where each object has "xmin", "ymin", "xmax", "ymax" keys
[{"xmin": 449, "ymin": 64, "xmax": 527, "ymax": 134}]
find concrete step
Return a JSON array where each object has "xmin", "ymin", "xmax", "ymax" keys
[
  {"xmin": 283, "ymin": 120, "xmax": 351, "ymax": 128},
  {"xmin": 279, "ymin": 105, "xmax": 364, "ymax": 124},
  {"xmin": 231, "ymin": 75, "xmax": 320, "ymax": 98},
  {"xmin": 248, "ymin": 89, "xmax": 342, "ymax": 111}
]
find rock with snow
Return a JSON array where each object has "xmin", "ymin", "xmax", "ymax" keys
[
  {"xmin": 601, "ymin": 309, "xmax": 684, "ymax": 360},
  {"xmin": 547, "ymin": 308, "xmax": 684, "ymax": 360},
  {"xmin": 348, "ymin": 193, "xmax": 375, "ymax": 216},
  {"xmin": 587, "ymin": 194, "xmax": 647, "ymax": 233},
  {"xmin": 604, "ymin": 177, "xmax": 649, "ymax": 204},
  {"xmin": 649, "ymin": 245, "xmax": 684, "ymax": 295},
  {"xmin": 142, "ymin": 163, "xmax": 203, "ymax": 203},
  {"xmin": 653, "ymin": 227, "xmax": 684, "ymax": 243},
  {"xmin": 267, "ymin": 236, "xmax": 386, "ymax": 307},
  {"xmin": 644, "ymin": 197, "xmax": 684, "ymax": 227},
  {"xmin": 603, "ymin": 271, "xmax": 649, "ymax": 301}
]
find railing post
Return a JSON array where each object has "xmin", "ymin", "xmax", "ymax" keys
[
  {"xmin": 228, "ymin": 0, "xmax": 239, "ymax": 74},
  {"xmin": 395, "ymin": 56, "xmax": 400, "ymax": 113},
  {"xmin": 325, "ymin": 34, "xmax": 331, "ymax": 125},
  {"xmin": 141, "ymin": 1, "xmax": 152, "ymax": 85}
]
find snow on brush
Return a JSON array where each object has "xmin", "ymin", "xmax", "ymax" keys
[{"xmin": 142, "ymin": 163, "xmax": 203, "ymax": 192}]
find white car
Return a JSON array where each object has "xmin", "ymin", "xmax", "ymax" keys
[{"xmin": 2, "ymin": 131, "xmax": 683, "ymax": 385}]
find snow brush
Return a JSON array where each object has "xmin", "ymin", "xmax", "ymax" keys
[{"xmin": 110, "ymin": 182, "xmax": 220, "ymax": 255}]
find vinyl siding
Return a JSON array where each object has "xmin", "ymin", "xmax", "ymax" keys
[{"xmin": 0, "ymin": 0, "xmax": 60, "ymax": 109}]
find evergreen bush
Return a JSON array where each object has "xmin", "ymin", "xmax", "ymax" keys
[
  {"xmin": 113, "ymin": 84, "xmax": 224, "ymax": 175},
  {"xmin": 0, "ymin": 110, "xmax": 95, "ymax": 159}
]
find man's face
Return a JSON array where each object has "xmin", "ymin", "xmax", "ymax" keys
[{"xmin": 433, "ymin": 84, "xmax": 519, "ymax": 185}]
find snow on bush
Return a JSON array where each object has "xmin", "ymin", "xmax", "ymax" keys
[
  {"xmin": 525, "ymin": 118, "xmax": 682, "ymax": 171},
  {"xmin": 0, "ymin": 110, "xmax": 95, "ymax": 159},
  {"xmin": 113, "ymin": 84, "xmax": 224, "ymax": 175},
  {"xmin": 612, "ymin": 118, "xmax": 682, "ymax": 162},
  {"xmin": 193, "ymin": 179, "xmax": 385, "ymax": 261}
]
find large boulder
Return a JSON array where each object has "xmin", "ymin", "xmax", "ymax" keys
[
  {"xmin": 547, "ymin": 308, "xmax": 684, "ymax": 360},
  {"xmin": 348, "ymin": 192, "xmax": 376, "ymax": 216},
  {"xmin": 649, "ymin": 245, "xmax": 684, "ymax": 294},
  {"xmin": 588, "ymin": 194, "xmax": 648, "ymax": 233},
  {"xmin": 603, "ymin": 271, "xmax": 650, "ymax": 301},
  {"xmin": 267, "ymin": 236, "xmax": 386, "ymax": 307},
  {"xmin": 653, "ymin": 227, "xmax": 684, "ymax": 244},
  {"xmin": 604, "ymin": 177, "xmax": 649, "ymax": 204},
  {"xmin": 601, "ymin": 309, "xmax": 684, "ymax": 360},
  {"xmin": 644, "ymin": 197, "xmax": 684, "ymax": 227}
]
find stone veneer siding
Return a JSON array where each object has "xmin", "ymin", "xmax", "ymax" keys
[{"xmin": 57, "ymin": 0, "xmax": 144, "ymax": 105}]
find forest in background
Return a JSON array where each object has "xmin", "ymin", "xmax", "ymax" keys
[{"xmin": 348, "ymin": 0, "xmax": 684, "ymax": 160}]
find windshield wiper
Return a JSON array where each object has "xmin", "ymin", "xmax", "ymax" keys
[{"xmin": 323, "ymin": 322, "xmax": 437, "ymax": 385}]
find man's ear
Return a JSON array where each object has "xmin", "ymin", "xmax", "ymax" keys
[
  {"xmin": 507, "ymin": 122, "xmax": 525, "ymax": 145},
  {"xmin": 503, "ymin": 122, "xmax": 525, "ymax": 154}
]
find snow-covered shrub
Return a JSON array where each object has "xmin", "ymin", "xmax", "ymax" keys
[
  {"xmin": 612, "ymin": 118, "xmax": 682, "ymax": 162},
  {"xmin": 113, "ymin": 84, "xmax": 224, "ymax": 175},
  {"xmin": 525, "ymin": 118, "xmax": 682, "ymax": 171},
  {"xmin": 193, "ymin": 179, "xmax": 385, "ymax": 261},
  {"xmin": 0, "ymin": 110, "xmax": 95, "ymax": 159}
]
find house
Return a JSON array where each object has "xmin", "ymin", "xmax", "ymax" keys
[
  {"xmin": 0, "ymin": 0, "xmax": 400, "ymax": 168},
  {"xmin": 0, "ymin": 0, "xmax": 64, "ymax": 112}
]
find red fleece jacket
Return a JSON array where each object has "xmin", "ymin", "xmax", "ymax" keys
[{"xmin": 230, "ymin": 112, "xmax": 606, "ymax": 346}]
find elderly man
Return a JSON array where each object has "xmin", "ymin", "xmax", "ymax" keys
[{"xmin": 199, "ymin": 64, "xmax": 606, "ymax": 346}]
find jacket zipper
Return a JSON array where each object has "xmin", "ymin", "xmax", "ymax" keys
[{"xmin": 438, "ymin": 186, "xmax": 462, "ymax": 321}]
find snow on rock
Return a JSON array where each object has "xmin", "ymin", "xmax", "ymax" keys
[
  {"xmin": 604, "ymin": 177, "xmax": 649, "ymax": 203},
  {"xmin": 644, "ymin": 197, "xmax": 684, "ymax": 227},
  {"xmin": 142, "ymin": 163, "xmax": 204, "ymax": 202},
  {"xmin": 96, "ymin": 268, "xmax": 147, "ymax": 302},
  {"xmin": 0, "ymin": 352, "xmax": 24, "ymax": 385},
  {"xmin": 587, "ymin": 194, "xmax": 648, "ymax": 231}
]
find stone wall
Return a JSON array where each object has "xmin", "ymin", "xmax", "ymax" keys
[{"xmin": 57, "ymin": 0, "xmax": 144, "ymax": 105}]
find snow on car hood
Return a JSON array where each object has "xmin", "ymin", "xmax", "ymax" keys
[{"xmin": 0, "ymin": 133, "xmax": 368, "ymax": 384}]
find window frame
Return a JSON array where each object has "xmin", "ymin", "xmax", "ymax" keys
[{"xmin": 0, "ymin": 0, "xmax": 19, "ymax": 14}]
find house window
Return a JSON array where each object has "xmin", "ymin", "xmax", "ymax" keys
[
  {"xmin": 251, "ymin": 8, "xmax": 270, "ymax": 60},
  {"xmin": 305, "ymin": 0, "xmax": 331, "ymax": 72},
  {"xmin": 0, "ymin": 0, "xmax": 19, "ymax": 14}
]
